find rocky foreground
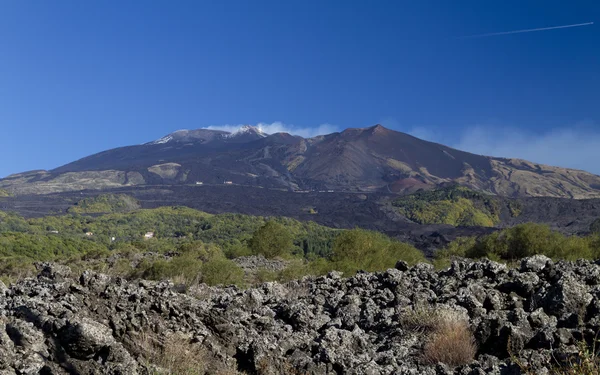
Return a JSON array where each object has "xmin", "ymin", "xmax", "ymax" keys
[{"xmin": 1, "ymin": 256, "xmax": 600, "ymax": 374}]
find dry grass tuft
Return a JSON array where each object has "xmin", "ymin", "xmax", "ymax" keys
[
  {"xmin": 137, "ymin": 332, "xmax": 206, "ymax": 374},
  {"xmin": 400, "ymin": 306, "xmax": 444, "ymax": 333},
  {"xmin": 402, "ymin": 307, "xmax": 477, "ymax": 367},
  {"xmin": 132, "ymin": 331, "xmax": 241, "ymax": 375},
  {"xmin": 423, "ymin": 315, "xmax": 477, "ymax": 367}
]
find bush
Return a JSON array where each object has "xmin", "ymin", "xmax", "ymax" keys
[
  {"xmin": 330, "ymin": 228, "xmax": 425, "ymax": 274},
  {"xmin": 178, "ymin": 241, "xmax": 223, "ymax": 262},
  {"xmin": 249, "ymin": 221, "xmax": 293, "ymax": 258},
  {"xmin": 436, "ymin": 224, "xmax": 599, "ymax": 264},
  {"xmin": 0, "ymin": 256, "xmax": 36, "ymax": 284},
  {"xmin": 108, "ymin": 258, "xmax": 134, "ymax": 277},
  {"xmin": 80, "ymin": 247, "xmax": 112, "ymax": 261},
  {"xmin": 433, "ymin": 237, "xmax": 477, "ymax": 269},
  {"xmin": 201, "ymin": 258, "xmax": 245, "ymax": 286},
  {"xmin": 473, "ymin": 224, "xmax": 595, "ymax": 261},
  {"xmin": 223, "ymin": 240, "xmax": 252, "ymax": 258}
]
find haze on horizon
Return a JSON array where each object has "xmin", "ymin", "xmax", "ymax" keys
[{"xmin": 0, "ymin": 0, "xmax": 598, "ymax": 177}]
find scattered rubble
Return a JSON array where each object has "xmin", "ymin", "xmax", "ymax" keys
[{"xmin": 2, "ymin": 256, "xmax": 600, "ymax": 374}]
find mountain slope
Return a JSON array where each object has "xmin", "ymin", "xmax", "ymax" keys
[{"xmin": 2, "ymin": 124, "xmax": 600, "ymax": 198}]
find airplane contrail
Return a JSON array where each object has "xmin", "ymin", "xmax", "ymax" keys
[{"xmin": 463, "ymin": 21, "xmax": 594, "ymax": 38}]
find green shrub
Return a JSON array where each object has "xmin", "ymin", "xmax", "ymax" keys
[
  {"xmin": 138, "ymin": 259, "xmax": 172, "ymax": 280},
  {"xmin": 0, "ymin": 211, "xmax": 30, "ymax": 233},
  {"xmin": 223, "ymin": 241, "xmax": 252, "ymax": 258},
  {"xmin": 256, "ymin": 268, "xmax": 279, "ymax": 283},
  {"xmin": 508, "ymin": 201, "xmax": 522, "ymax": 217},
  {"xmin": 433, "ymin": 237, "xmax": 477, "ymax": 269},
  {"xmin": 0, "ymin": 232, "xmax": 107, "ymax": 260},
  {"xmin": 437, "ymin": 224, "xmax": 598, "ymax": 263},
  {"xmin": 249, "ymin": 221, "xmax": 293, "ymax": 258},
  {"xmin": 109, "ymin": 258, "xmax": 135, "ymax": 277},
  {"xmin": 330, "ymin": 228, "xmax": 425, "ymax": 274},
  {"xmin": 0, "ymin": 256, "xmax": 36, "ymax": 284},
  {"xmin": 81, "ymin": 247, "xmax": 112, "ymax": 261},
  {"xmin": 177, "ymin": 241, "xmax": 223, "ymax": 262},
  {"xmin": 201, "ymin": 258, "xmax": 245, "ymax": 286}
]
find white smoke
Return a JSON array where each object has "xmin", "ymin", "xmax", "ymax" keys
[{"xmin": 407, "ymin": 123, "xmax": 600, "ymax": 175}]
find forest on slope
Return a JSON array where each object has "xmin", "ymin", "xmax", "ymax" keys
[{"xmin": 1, "ymin": 193, "xmax": 600, "ymax": 288}]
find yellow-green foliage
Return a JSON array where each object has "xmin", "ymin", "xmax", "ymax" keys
[
  {"xmin": 0, "ymin": 189, "xmax": 11, "ymax": 197},
  {"xmin": 0, "ymin": 211, "xmax": 30, "ymax": 232},
  {"xmin": 200, "ymin": 257, "xmax": 245, "ymax": 286},
  {"xmin": 0, "ymin": 232, "xmax": 108, "ymax": 260},
  {"xmin": 0, "ymin": 256, "xmax": 36, "ymax": 284},
  {"xmin": 0, "ymin": 206, "xmax": 421, "ymax": 285},
  {"xmin": 436, "ymin": 224, "xmax": 600, "ymax": 263},
  {"xmin": 249, "ymin": 220, "xmax": 294, "ymax": 258},
  {"xmin": 508, "ymin": 201, "xmax": 522, "ymax": 217},
  {"xmin": 68, "ymin": 194, "xmax": 140, "ymax": 214},
  {"xmin": 433, "ymin": 236, "xmax": 477, "ymax": 269},
  {"xmin": 24, "ymin": 206, "xmax": 339, "ymax": 258},
  {"xmin": 393, "ymin": 186, "xmax": 500, "ymax": 227},
  {"xmin": 133, "ymin": 241, "xmax": 244, "ymax": 286},
  {"xmin": 330, "ymin": 228, "xmax": 425, "ymax": 274}
]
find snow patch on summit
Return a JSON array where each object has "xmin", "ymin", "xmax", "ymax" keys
[
  {"xmin": 148, "ymin": 135, "xmax": 173, "ymax": 145},
  {"xmin": 225, "ymin": 125, "xmax": 267, "ymax": 138}
]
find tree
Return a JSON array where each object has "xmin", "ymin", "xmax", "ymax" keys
[
  {"xmin": 201, "ymin": 258, "xmax": 244, "ymax": 286},
  {"xmin": 249, "ymin": 221, "xmax": 293, "ymax": 258},
  {"xmin": 331, "ymin": 228, "xmax": 424, "ymax": 274}
]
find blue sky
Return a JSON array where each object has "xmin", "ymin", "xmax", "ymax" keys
[{"xmin": 1, "ymin": 0, "xmax": 599, "ymax": 177}]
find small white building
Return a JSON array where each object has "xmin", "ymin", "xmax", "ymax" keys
[
  {"xmin": 224, "ymin": 181, "xmax": 233, "ymax": 185},
  {"xmin": 144, "ymin": 232, "xmax": 155, "ymax": 239},
  {"xmin": 85, "ymin": 232, "xmax": 93, "ymax": 237},
  {"xmin": 195, "ymin": 181, "xmax": 203, "ymax": 185}
]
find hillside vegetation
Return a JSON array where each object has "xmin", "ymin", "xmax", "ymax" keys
[
  {"xmin": 67, "ymin": 193, "xmax": 141, "ymax": 214},
  {"xmin": 2, "ymin": 198, "xmax": 599, "ymax": 290},
  {"xmin": 434, "ymin": 222, "xmax": 600, "ymax": 269},
  {"xmin": 392, "ymin": 186, "xmax": 520, "ymax": 227},
  {"xmin": 0, "ymin": 188, "xmax": 11, "ymax": 197},
  {"xmin": 0, "ymin": 206, "xmax": 425, "ymax": 285}
]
